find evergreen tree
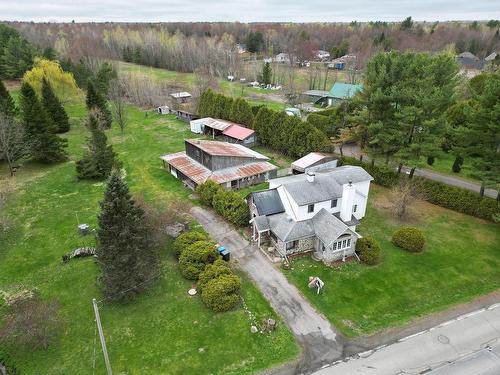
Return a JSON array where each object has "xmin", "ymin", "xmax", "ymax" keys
[
  {"xmin": 76, "ymin": 114, "xmax": 119, "ymax": 180},
  {"xmin": 229, "ymin": 98, "xmax": 254, "ymax": 127},
  {"xmin": 95, "ymin": 62, "xmax": 117, "ymax": 97},
  {"xmin": 0, "ymin": 25, "xmax": 33, "ymax": 79},
  {"xmin": 19, "ymin": 82, "xmax": 67, "ymax": 163},
  {"xmin": 261, "ymin": 62, "xmax": 272, "ymax": 85},
  {"xmin": 86, "ymin": 81, "xmax": 112, "ymax": 128},
  {"xmin": 97, "ymin": 173, "xmax": 160, "ymax": 303},
  {"xmin": 0, "ymin": 80, "xmax": 16, "ymax": 117},
  {"xmin": 253, "ymin": 106, "xmax": 274, "ymax": 145},
  {"xmin": 41, "ymin": 78, "xmax": 70, "ymax": 133}
]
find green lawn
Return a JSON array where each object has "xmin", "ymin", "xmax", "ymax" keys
[
  {"xmin": 0, "ymin": 99, "xmax": 298, "ymax": 374},
  {"xmin": 284, "ymin": 185, "xmax": 500, "ymax": 337}
]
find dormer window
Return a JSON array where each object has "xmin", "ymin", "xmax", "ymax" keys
[
  {"xmin": 308, "ymin": 204, "xmax": 314, "ymax": 213},
  {"xmin": 331, "ymin": 199, "xmax": 337, "ymax": 208}
]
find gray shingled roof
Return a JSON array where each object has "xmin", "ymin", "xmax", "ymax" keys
[
  {"xmin": 270, "ymin": 166, "xmax": 373, "ymax": 206},
  {"xmin": 250, "ymin": 189, "xmax": 285, "ymax": 216},
  {"xmin": 253, "ymin": 215, "xmax": 270, "ymax": 232},
  {"xmin": 268, "ymin": 208, "xmax": 353, "ymax": 243}
]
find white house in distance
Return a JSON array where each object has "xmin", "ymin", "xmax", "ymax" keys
[{"xmin": 248, "ymin": 166, "xmax": 373, "ymax": 263}]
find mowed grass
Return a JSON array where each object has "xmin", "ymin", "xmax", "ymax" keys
[
  {"xmin": 0, "ymin": 99, "xmax": 298, "ymax": 374},
  {"xmin": 284, "ymin": 185, "xmax": 500, "ymax": 337}
]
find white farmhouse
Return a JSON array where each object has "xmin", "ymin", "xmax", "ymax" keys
[{"xmin": 248, "ymin": 166, "xmax": 373, "ymax": 263}]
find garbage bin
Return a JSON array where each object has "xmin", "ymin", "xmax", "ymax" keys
[{"xmin": 220, "ymin": 249, "xmax": 230, "ymax": 262}]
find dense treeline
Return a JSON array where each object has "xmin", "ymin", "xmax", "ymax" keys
[
  {"xmin": 0, "ymin": 24, "xmax": 34, "ymax": 79},
  {"xmin": 5, "ymin": 19, "xmax": 500, "ymax": 75},
  {"xmin": 198, "ymin": 89, "xmax": 329, "ymax": 158}
]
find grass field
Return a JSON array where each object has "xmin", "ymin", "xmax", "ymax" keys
[
  {"xmin": 284, "ymin": 185, "xmax": 500, "ymax": 337},
  {"xmin": 0, "ymin": 98, "xmax": 299, "ymax": 374}
]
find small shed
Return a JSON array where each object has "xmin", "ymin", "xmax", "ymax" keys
[
  {"xmin": 291, "ymin": 152, "xmax": 337, "ymax": 174},
  {"xmin": 158, "ymin": 105, "xmax": 170, "ymax": 115},
  {"xmin": 170, "ymin": 92, "xmax": 192, "ymax": 103},
  {"xmin": 222, "ymin": 124, "xmax": 256, "ymax": 147},
  {"xmin": 175, "ymin": 110, "xmax": 200, "ymax": 122},
  {"xmin": 190, "ymin": 118, "xmax": 206, "ymax": 134}
]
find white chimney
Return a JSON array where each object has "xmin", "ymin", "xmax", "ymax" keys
[
  {"xmin": 306, "ymin": 172, "xmax": 315, "ymax": 183},
  {"xmin": 340, "ymin": 179, "xmax": 355, "ymax": 222}
]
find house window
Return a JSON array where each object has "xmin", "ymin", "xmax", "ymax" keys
[
  {"xmin": 331, "ymin": 199, "xmax": 337, "ymax": 208},
  {"xmin": 231, "ymin": 180, "xmax": 238, "ymax": 188},
  {"xmin": 353, "ymin": 204, "xmax": 358, "ymax": 213},
  {"xmin": 347, "ymin": 239, "xmax": 351, "ymax": 247},
  {"xmin": 308, "ymin": 204, "xmax": 315, "ymax": 213},
  {"xmin": 286, "ymin": 241, "xmax": 298, "ymax": 250},
  {"xmin": 332, "ymin": 242, "xmax": 337, "ymax": 250}
]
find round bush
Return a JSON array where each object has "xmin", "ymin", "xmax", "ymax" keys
[
  {"xmin": 355, "ymin": 236, "xmax": 381, "ymax": 265},
  {"xmin": 173, "ymin": 231, "xmax": 208, "ymax": 258},
  {"xmin": 196, "ymin": 180, "xmax": 222, "ymax": 206},
  {"xmin": 392, "ymin": 227, "xmax": 425, "ymax": 252},
  {"xmin": 198, "ymin": 259, "xmax": 232, "ymax": 292},
  {"xmin": 178, "ymin": 241, "xmax": 220, "ymax": 280},
  {"xmin": 201, "ymin": 274, "xmax": 241, "ymax": 312}
]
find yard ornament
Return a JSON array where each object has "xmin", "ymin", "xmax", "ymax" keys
[{"xmin": 308, "ymin": 276, "xmax": 325, "ymax": 294}]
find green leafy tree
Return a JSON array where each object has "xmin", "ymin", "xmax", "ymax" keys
[
  {"xmin": 86, "ymin": 81, "xmax": 112, "ymax": 128},
  {"xmin": 76, "ymin": 114, "xmax": 119, "ymax": 180},
  {"xmin": 0, "ymin": 80, "xmax": 16, "ymax": 117},
  {"xmin": 19, "ymin": 82, "xmax": 67, "ymax": 163},
  {"xmin": 97, "ymin": 173, "xmax": 160, "ymax": 303},
  {"xmin": 41, "ymin": 78, "xmax": 70, "ymax": 133}
]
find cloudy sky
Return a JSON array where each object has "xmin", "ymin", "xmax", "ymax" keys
[{"xmin": 0, "ymin": 0, "xmax": 499, "ymax": 22}]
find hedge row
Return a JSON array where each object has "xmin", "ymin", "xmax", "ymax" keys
[
  {"xmin": 339, "ymin": 156, "xmax": 499, "ymax": 221},
  {"xmin": 196, "ymin": 181, "xmax": 250, "ymax": 227}
]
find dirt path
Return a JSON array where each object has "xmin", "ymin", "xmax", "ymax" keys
[{"xmin": 190, "ymin": 206, "xmax": 344, "ymax": 374}]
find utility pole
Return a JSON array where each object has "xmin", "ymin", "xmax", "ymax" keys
[{"xmin": 92, "ymin": 298, "xmax": 113, "ymax": 375}]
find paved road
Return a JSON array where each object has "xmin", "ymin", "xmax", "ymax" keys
[
  {"xmin": 190, "ymin": 206, "xmax": 343, "ymax": 374},
  {"xmin": 337, "ymin": 144, "xmax": 498, "ymax": 199},
  {"xmin": 314, "ymin": 304, "xmax": 500, "ymax": 375}
]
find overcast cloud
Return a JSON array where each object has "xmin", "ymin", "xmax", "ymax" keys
[{"xmin": 0, "ymin": 0, "xmax": 499, "ymax": 22}]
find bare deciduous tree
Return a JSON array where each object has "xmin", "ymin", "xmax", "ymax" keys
[
  {"xmin": 109, "ymin": 79, "xmax": 128, "ymax": 134},
  {"xmin": 0, "ymin": 298, "xmax": 62, "ymax": 351},
  {"xmin": 391, "ymin": 180, "xmax": 419, "ymax": 220},
  {"xmin": 0, "ymin": 114, "xmax": 27, "ymax": 177}
]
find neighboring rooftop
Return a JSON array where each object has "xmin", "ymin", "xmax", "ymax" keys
[
  {"xmin": 185, "ymin": 139, "xmax": 268, "ymax": 159},
  {"xmin": 250, "ymin": 189, "xmax": 285, "ymax": 216},
  {"xmin": 328, "ymin": 82, "xmax": 363, "ymax": 99},
  {"xmin": 270, "ymin": 165, "xmax": 373, "ymax": 206},
  {"xmin": 303, "ymin": 89, "xmax": 330, "ymax": 97},
  {"xmin": 170, "ymin": 91, "xmax": 192, "ymax": 99},
  {"xmin": 456, "ymin": 52, "xmax": 485, "ymax": 70},
  {"xmin": 291, "ymin": 152, "xmax": 335, "ymax": 173},
  {"xmin": 160, "ymin": 151, "xmax": 276, "ymax": 185},
  {"xmin": 222, "ymin": 124, "xmax": 255, "ymax": 140}
]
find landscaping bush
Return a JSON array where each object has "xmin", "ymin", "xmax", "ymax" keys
[
  {"xmin": 178, "ymin": 240, "xmax": 220, "ymax": 280},
  {"xmin": 392, "ymin": 227, "xmax": 425, "ymax": 252},
  {"xmin": 201, "ymin": 274, "xmax": 241, "ymax": 312},
  {"xmin": 173, "ymin": 230, "xmax": 208, "ymax": 258},
  {"xmin": 212, "ymin": 189, "xmax": 250, "ymax": 227},
  {"xmin": 355, "ymin": 236, "xmax": 381, "ymax": 265},
  {"xmin": 196, "ymin": 180, "xmax": 222, "ymax": 206},
  {"xmin": 198, "ymin": 259, "xmax": 232, "ymax": 292}
]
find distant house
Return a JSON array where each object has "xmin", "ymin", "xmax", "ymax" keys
[
  {"xmin": 248, "ymin": 166, "xmax": 373, "ymax": 263},
  {"xmin": 274, "ymin": 53, "xmax": 291, "ymax": 64},
  {"xmin": 161, "ymin": 139, "xmax": 277, "ymax": 190},
  {"xmin": 305, "ymin": 83, "xmax": 363, "ymax": 107},
  {"xmin": 170, "ymin": 92, "xmax": 192, "ymax": 103},
  {"xmin": 291, "ymin": 152, "xmax": 337, "ymax": 174},
  {"xmin": 316, "ymin": 50, "xmax": 330, "ymax": 60},
  {"xmin": 189, "ymin": 118, "xmax": 256, "ymax": 147},
  {"xmin": 327, "ymin": 55, "xmax": 357, "ymax": 70},
  {"xmin": 456, "ymin": 52, "xmax": 484, "ymax": 78}
]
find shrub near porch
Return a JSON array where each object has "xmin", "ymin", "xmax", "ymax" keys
[{"xmin": 283, "ymin": 185, "xmax": 500, "ymax": 337}]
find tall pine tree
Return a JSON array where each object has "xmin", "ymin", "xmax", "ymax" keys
[
  {"xmin": 86, "ymin": 81, "xmax": 112, "ymax": 128},
  {"xmin": 41, "ymin": 78, "xmax": 70, "ymax": 133},
  {"xmin": 19, "ymin": 82, "xmax": 67, "ymax": 163},
  {"xmin": 97, "ymin": 173, "xmax": 160, "ymax": 302},
  {"xmin": 76, "ymin": 114, "xmax": 119, "ymax": 179},
  {"xmin": 0, "ymin": 79, "xmax": 16, "ymax": 117}
]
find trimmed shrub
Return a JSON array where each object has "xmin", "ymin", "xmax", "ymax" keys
[
  {"xmin": 172, "ymin": 231, "xmax": 208, "ymax": 258},
  {"xmin": 392, "ymin": 227, "xmax": 425, "ymax": 252},
  {"xmin": 355, "ymin": 236, "xmax": 381, "ymax": 265},
  {"xmin": 212, "ymin": 189, "xmax": 250, "ymax": 227},
  {"xmin": 201, "ymin": 274, "xmax": 241, "ymax": 312},
  {"xmin": 198, "ymin": 259, "xmax": 232, "ymax": 292},
  {"xmin": 196, "ymin": 180, "xmax": 222, "ymax": 206},
  {"xmin": 178, "ymin": 240, "xmax": 220, "ymax": 280}
]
